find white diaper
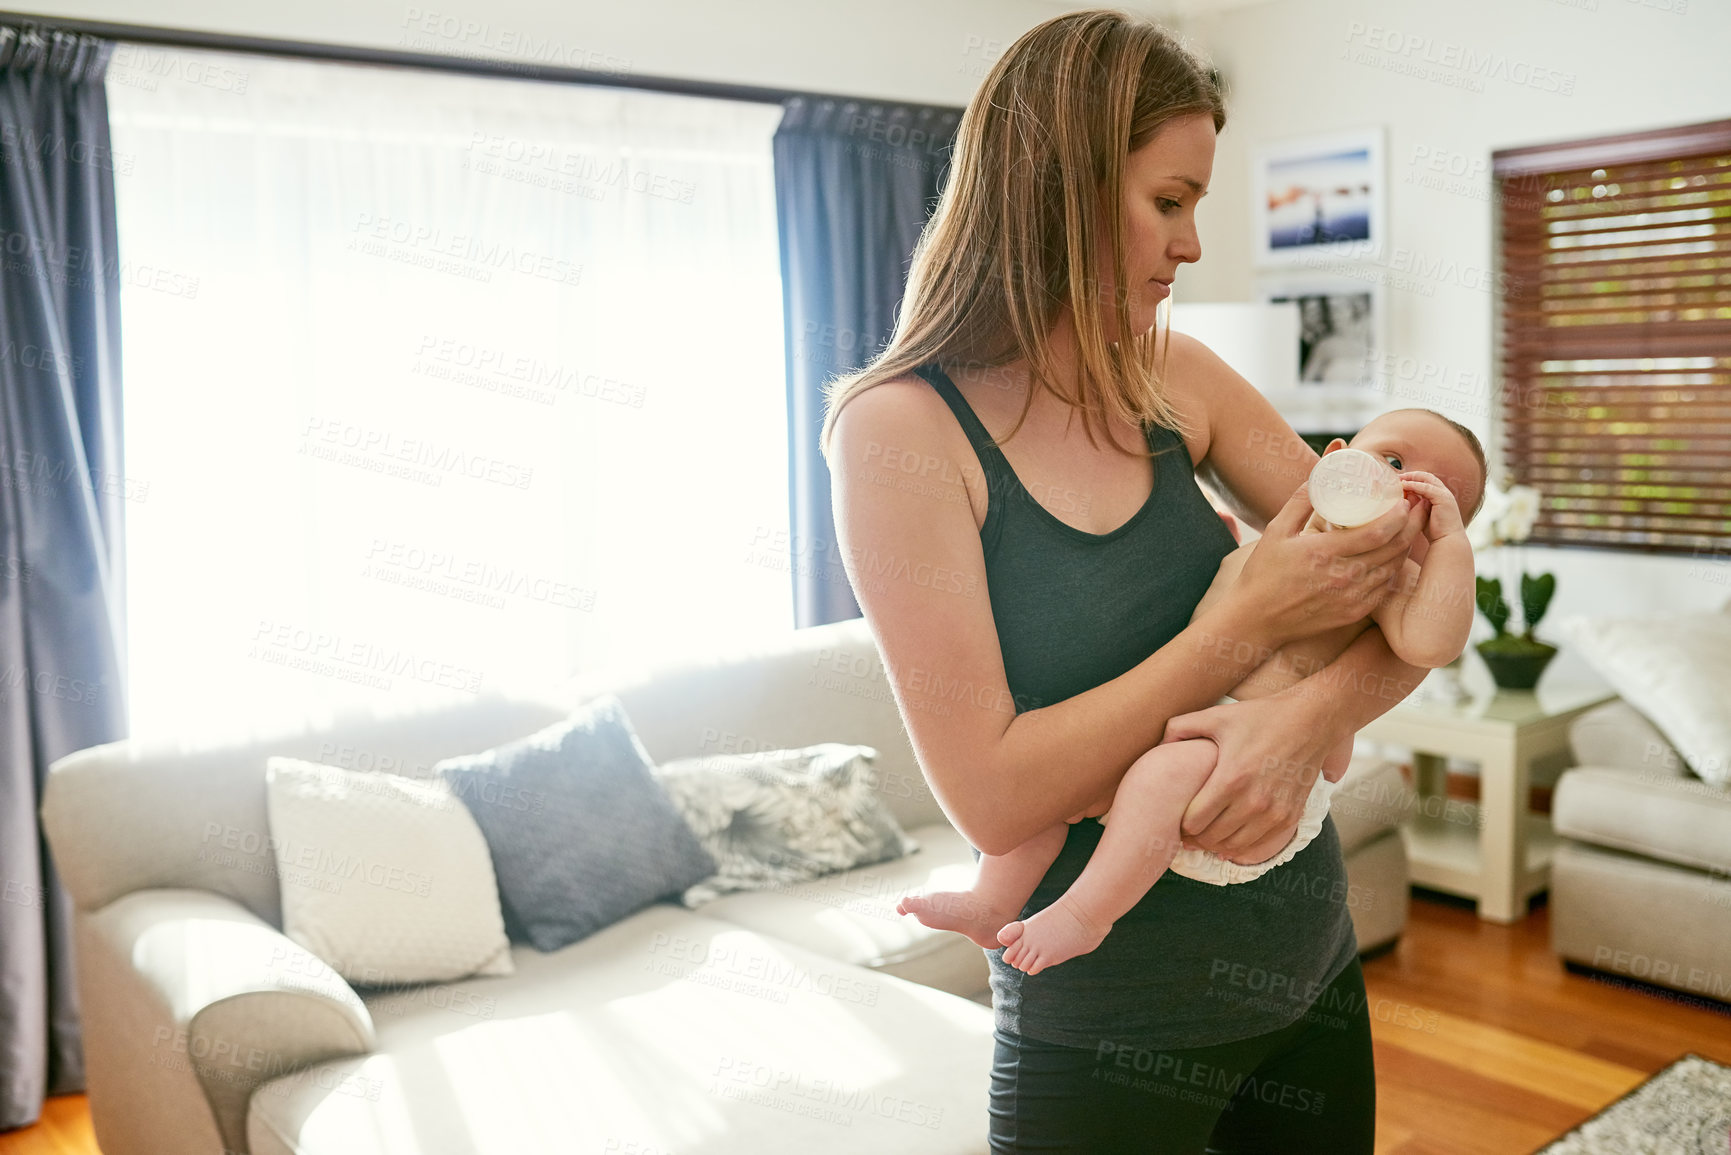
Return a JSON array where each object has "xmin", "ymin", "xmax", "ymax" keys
[{"xmin": 1166, "ymin": 771, "xmax": 1338, "ymax": 886}]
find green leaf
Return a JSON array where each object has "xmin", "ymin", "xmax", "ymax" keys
[
  {"xmin": 1521, "ymin": 571, "xmax": 1556, "ymax": 634},
  {"xmin": 1476, "ymin": 575, "xmax": 1509, "ymax": 635}
]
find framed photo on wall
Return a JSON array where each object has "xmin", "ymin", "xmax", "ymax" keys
[
  {"xmin": 1255, "ymin": 275, "xmax": 1386, "ymax": 432},
  {"xmin": 1257, "ymin": 276, "xmax": 1384, "ymax": 388},
  {"xmin": 1252, "ymin": 126, "xmax": 1385, "ymax": 267}
]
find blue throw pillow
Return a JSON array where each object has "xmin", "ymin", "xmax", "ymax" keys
[{"xmin": 434, "ymin": 694, "xmax": 716, "ymax": 952}]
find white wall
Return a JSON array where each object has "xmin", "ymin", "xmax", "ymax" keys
[
  {"xmin": 11, "ymin": 0, "xmax": 1086, "ymax": 106},
  {"xmin": 22, "ymin": 0, "xmax": 1726, "ymax": 642},
  {"xmin": 1178, "ymin": 0, "xmax": 1731, "ymax": 649}
]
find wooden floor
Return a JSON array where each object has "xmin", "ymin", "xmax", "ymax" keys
[
  {"xmin": 0, "ymin": 1094, "xmax": 94, "ymax": 1155},
  {"xmin": 1363, "ymin": 891, "xmax": 1731, "ymax": 1154},
  {"xmin": 3, "ymin": 892, "xmax": 1727, "ymax": 1154}
]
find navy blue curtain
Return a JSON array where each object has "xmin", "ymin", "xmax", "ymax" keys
[
  {"xmin": 773, "ymin": 97, "xmax": 958, "ymax": 628},
  {"xmin": 0, "ymin": 23, "xmax": 126, "ymax": 1128}
]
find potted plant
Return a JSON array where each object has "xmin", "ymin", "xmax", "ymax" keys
[{"xmin": 1469, "ymin": 479, "xmax": 1556, "ymax": 690}]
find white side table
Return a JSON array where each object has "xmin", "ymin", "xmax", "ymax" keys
[{"xmin": 1359, "ymin": 681, "xmax": 1617, "ymax": 923}]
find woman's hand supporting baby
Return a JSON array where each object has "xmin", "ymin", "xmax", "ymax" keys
[
  {"xmin": 1159, "ymin": 692, "xmax": 1347, "ymax": 865},
  {"xmin": 1162, "ymin": 480, "xmax": 1427, "ymax": 865}
]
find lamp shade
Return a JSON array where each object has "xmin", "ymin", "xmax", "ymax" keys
[{"xmin": 1168, "ymin": 301, "xmax": 1300, "ymax": 394}]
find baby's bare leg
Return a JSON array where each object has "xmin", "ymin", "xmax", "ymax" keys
[
  {"xmin": 897, "ymin": 823, "xmax": 1068, "ymax": 950},
  {"xmin": 998, "ymin": 738, "xmax": 1219, "ymax": 975}
]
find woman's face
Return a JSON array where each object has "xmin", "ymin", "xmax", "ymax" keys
[{"xmin": 1092, "ymin": 111, "xmax": 1215, "ymax": 342}]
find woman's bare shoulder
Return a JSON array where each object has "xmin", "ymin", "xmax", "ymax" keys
[
  {"xmin": 1158, "ymin": 330, "xmax": 1218, "ymax": 469},
  {"xmin": 831, "ymin": 370, "xmax": 987, "ymax": 532},
  {"xmin": 829, "ymin": 371, "xmax": 972, "ymax": 473},
  {"xmin": 832, "ymin": 370, "xmax": 949, "ymax": 436}
]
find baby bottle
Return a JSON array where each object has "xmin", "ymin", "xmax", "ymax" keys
[{"xmin": 1308, "ymin": 448, "xmax": 1403, "ymax": 529}]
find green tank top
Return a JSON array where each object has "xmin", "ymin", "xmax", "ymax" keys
[{"xmin": 914, "ymin": 361, "xmax": 1359, "ymax": 1051}]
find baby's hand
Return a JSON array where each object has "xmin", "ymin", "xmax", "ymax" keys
[{"xmin": 1398, "ymin": 471, "xmax": 1463, "ymax": 542}]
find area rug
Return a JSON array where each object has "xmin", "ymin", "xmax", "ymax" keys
[{"xmin": 1533, "ymin": 1054, "xmax": 1731, "ymax": 1154}]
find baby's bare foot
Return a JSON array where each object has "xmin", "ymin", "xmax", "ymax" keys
[
  {"xmin": 897, "ymin": 890, "xmax": 1019, "ymax": 950},
  {"xmin": 997, "ymin": 898, "xmax": 1109, "ymax": 975}
]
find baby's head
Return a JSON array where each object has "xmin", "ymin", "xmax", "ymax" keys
[{"xmin": 1322, "ymin": 408, "xmax": 1487, "ymax": 532}]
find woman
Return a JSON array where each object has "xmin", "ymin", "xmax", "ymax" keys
[{"xmin": 819, "ymin": 10, "xmax": 1425, "ymax": 1153}]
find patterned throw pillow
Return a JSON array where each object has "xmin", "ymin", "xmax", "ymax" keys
[
  {"xmin": 434, "ymin": 694, "xmax": 717, "ymax": 952},
  {"xmin": 651, "ymin": 743, "xmax": 919, "ymax": 908}
]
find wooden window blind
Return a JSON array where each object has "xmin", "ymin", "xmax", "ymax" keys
[{"xmin": 1494, "ymin": 117, "xmax": 1731, "ymax": 555}]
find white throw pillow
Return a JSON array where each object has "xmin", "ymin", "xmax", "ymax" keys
[
  {"xmin": 1566, "ymin": 613, "xmax": 1731, "ymax": 789},
  {"xmin": 265, "ymin": 755, "xmax": 514, "ymax": 984}
]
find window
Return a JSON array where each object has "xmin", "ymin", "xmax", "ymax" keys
[
  {"xmin": 109, "ymin": 48, "xmax": 789, "ymax": 741},
  {"xmin": 1493, "ymin": 117, "xmax": 1731, "ymax": 554}
]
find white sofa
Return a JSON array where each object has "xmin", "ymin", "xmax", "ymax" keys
[
  {"xmin": 40, "ymin": 616, "xmax": 1411, "ymax": 1155},
  {"xmin": 1550, "ymin": 697, "xmax": 1731, "ymax": 1004}
]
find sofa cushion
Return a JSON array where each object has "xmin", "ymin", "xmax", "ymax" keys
[
  {"xmin": 1327, "ymin": 752, "xmax": 1413, "ymax": 855},
  {"xmin": 245, "ymin": 904, "xmax": 993, "ymax": 1155},
  {"xmin": 1568, "ymin": 698, "xmax": 1684, "ymax": 777},
  {"xmin": 1341, "ymin": 830, "xmax": 1408, "ymax": 955},
  {"xmin": 1566, "ymin": 611, "xmax": 1731, "ymax": 788},
  {"xmin": 694, "ymin": 822, "xmax": 988, "ymax": 997},
  {"xmin": 1552, "ymin": 765, "xmax": 1731, "ymax": 875},
  {"xmin": 653, "ymin": 743, "xmax": 918, "ymax": 909},
  {"xmin": 264, "ymin": 756, "xmax": 514, "ymax": 984},
  {"xmin": 435, "ymin": 695, "xmax": 716, "ymax": 952}
]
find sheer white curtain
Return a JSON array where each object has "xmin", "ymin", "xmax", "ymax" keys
[{"xmin": 108, "ymin": 50, "xmax": 790, "ymax": 742}]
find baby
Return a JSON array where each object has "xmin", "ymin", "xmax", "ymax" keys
[{"xmin": 899, "ymin": 407, "xmax": 1486, "ymax": 975}]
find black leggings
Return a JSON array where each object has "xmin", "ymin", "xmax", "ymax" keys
[{"xmin": 988, "ymin": 956, "xmax": 1376, "ymax": 1154}]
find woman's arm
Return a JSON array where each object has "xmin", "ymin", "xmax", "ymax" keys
[{"xmin": 828, "ymin": 376, "xmax": 1420, "ymax": 857}]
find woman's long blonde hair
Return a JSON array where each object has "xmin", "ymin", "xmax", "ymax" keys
[{"xmin": 816, "ymin": 9, "xmax": 1226, "ymax": 463}]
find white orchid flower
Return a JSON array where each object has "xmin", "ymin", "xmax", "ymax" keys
[
  {"xmin": 1497, "ymin": 485, "xmax": 1542, "ymax": 544},
  {"xmin": 1468, "ymin": 478, "xmax": 1542, "ymax": 548},
  {"xmin": 1467, "ymin": 509, "xmax": 1497, "ymax": 551},
  {"xmin": 1468, "ymin": 479, "xmax": 1512, "ymax": 550}
]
